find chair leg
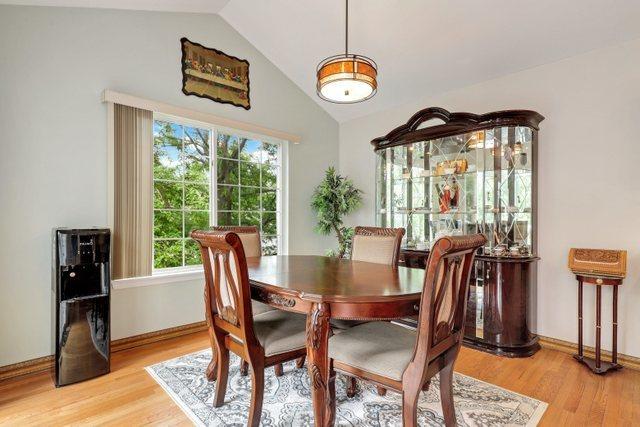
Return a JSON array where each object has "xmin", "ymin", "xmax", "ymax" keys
[
  {"xmin": 401, "ymin": 386, "xmax": 421, "ymax": 427},
  {"xmin": 240, "ymin": 360, "xmax": 249, "ymax": 376},
  {"xmin": 205, "ymin": 349, "xmax": 217, "ymax": 381},
  {"xmin": 346, "ymin": 376, "xmax": 357, "ymax": 398},
  {"xmin": 213, "ymin": 347, "xmax": 229, "ymax": 407},
  {"xmin": 377, "ymin": 386, "xmax": 387, "ymax": 396},
  {"xmin": 274, "ymin": 363, "xmax": 284, "ymax": 377},
  {"xmin": 247, "ymin": 362, "xmax": 265, "ymax": 427},
  {"xmin": 328, "ymin": 365, "xmax": 337, "ymax": 426},
  {"xmin": 439, "ymin": 362, "xmax": 457, "ymax": 427},
  {"xmin": 295, "ymin": 356, "xmax": 305, "ymax": 369}
]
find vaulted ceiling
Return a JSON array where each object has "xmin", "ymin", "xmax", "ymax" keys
[
  {"xmin": 221, "ymin": 0, "xmax": 640, "ymax": 122},
  {"xmin": 4, "ymin": 0, "xmax": 640, "ymax": 122}
]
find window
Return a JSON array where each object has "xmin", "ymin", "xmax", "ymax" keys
[
  {"xmin": 152, "ymin": 116, "xmax": 284, "ymax": 271},
  {"xmin": 153, "ymin": 121, "xmax": 211, "ymax": 269},
  {"xmin": 215, "ymin": 132, "xmax": 281, "ymax": 256}
]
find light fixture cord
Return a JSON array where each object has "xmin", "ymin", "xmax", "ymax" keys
[{"xmin": 345, "ymin": 0, "xmax": 349, "ymax": 55}]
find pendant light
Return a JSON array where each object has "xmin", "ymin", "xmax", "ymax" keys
[{"xmin": 316, "ymin": 0, "xmax": 378, "ymax": 103}]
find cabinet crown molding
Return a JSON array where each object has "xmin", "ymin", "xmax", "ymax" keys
[{"xmin": 371, "ymin": 107, "xmax": 544, "ymax": 150}]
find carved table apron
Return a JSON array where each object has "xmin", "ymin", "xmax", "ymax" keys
[{"xmin": 247, "ymin": 255, "xmax": 424, "ymax": 427}]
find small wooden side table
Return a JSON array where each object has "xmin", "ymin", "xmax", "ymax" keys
[{"xmin": 574, "ymin": 274, "xmax": 623, "ymax": 374}]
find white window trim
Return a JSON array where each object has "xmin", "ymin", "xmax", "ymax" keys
[
  {"xmin": 108, "ymin": 105, "xmax": 291, "ymax": 289},
  {"xmin": 111, "ymin": 267, "xmax": 204, "ymax": 290},
  {"xmin": 102, "ymin": 90, "xmax": 301, "ymax": 143}
]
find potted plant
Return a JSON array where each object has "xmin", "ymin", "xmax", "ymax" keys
[{"xmin": 311, "ymin": 167, "xmax": 363, "ymax": 258}]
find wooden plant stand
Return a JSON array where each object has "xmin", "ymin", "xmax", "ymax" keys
[{"xmin": 574, "ymin": 274, "xmax": 623, "ymax": 374}]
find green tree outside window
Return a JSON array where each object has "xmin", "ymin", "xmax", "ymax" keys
[{"xmin": 153, "ymin": 120, "xmax": 281, "ymax": 269}]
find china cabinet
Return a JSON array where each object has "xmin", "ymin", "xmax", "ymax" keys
[{"xmin": 372, "ymin": 107, "xmax": 544, "ymax": 357}]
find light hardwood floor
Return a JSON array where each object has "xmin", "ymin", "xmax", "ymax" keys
[{"xmin": 1, "ymin": 331, "xmax": 638, "ymax": 426}]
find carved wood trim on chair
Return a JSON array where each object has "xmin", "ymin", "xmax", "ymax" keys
[{"xmin": 211, "ymin": 225, "xmax": 262, "ymax": 234}]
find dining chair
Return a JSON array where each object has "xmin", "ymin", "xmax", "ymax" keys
[
  {"xmin": 328, "ymin": 234, "xmax": 487, "ymax": 426},
  {"xmin": 191, "ymin": 230, "xmax": 308, "ymax": 427},
  {"xmin": 210, "ymin": 226, "xmax": 278, "ymax": 377},
  {"xmin": 350, "ymin": 225, "xmax": 405, "ymax": 265},
  {"xmin": 331, "ymin": 225, "xmax": 405, "ymax": 396},
  {"xmin": 210, "ymin": 226, "xmax": 273, "ymax": 316}
]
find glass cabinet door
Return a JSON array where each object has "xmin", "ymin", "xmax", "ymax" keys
[
  {"xmin": 482, "ymin": 126, "xmax": 533, "ymax": 253},
  {"xmin": 375, "ymin": 125, "xmax": 535, "ymax": 256},
  {"xmin": 375, "ymin": 149, "xmax": 389, "ymax": 228}
]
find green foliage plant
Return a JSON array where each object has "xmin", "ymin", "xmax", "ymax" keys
[{"xmin": 310, "ymin": 167, "xmax": 363, "ymax": 258}]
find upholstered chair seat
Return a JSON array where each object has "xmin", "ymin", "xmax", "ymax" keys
[
  {"xmin": 252, "ymin": 310, "xmax": 307, "ymax": 356},
  {"xmin": 328, "ymin": 322, "xmax": 415, "ymax": 381},
  {"xmin": 252, "ymin": 301, "xmax": 274, "ymax": 316}
]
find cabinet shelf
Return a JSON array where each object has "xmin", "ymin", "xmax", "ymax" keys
[
  {"xmin": 386, "ymin": 209, "xmax": 532, "ymax": 215},
  {"xmin": 393, "ymin": 168, "xmax": 531, "ymax": 182}
]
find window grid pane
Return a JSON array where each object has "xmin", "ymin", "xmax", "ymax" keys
[
  {"xmin": 154, "ymin": 124, "xmax": 283, "ymax": 270},
  {"xmin": 153, "ymin": 119, "xmax": 210, "ymax": 270},
  {"xmin": 215, "ymin": 132, "xmax": 281, "ymax": 255}
]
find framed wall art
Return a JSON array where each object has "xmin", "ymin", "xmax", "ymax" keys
[{"xmin": 180, "ymin": 37, "xmax": 251, "ymax": 110}]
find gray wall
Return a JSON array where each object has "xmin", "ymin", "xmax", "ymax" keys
[
  {"xmin": 0, "ymin": 5, "xmax": 339, "ymax": 366},
  {"xmin": 339, "ymin": 38, "xmax": 640, "ymax": 358}
]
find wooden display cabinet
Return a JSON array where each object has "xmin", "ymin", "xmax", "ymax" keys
[{"xmin": 373, "ymin": 107, "xmax": 544, "ymax": 357}]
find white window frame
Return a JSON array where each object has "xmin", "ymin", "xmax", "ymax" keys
[
  {"xmin": 151, "ymin": 113, "xmax": 288, "ymax": 273},
  {"xmin": 110, "ymin": 111, "xmax": 289, "ymax": 289}
]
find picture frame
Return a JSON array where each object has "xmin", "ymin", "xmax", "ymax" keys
[{"xmin": 180, "ymin": 37, "xmax": 251, "ymax": 110}]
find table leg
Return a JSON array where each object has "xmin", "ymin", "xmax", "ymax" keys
[
  {"xmin": 595, "ymin": 285, "xmax": 602, "ymax": 369},
  {"xmin": 306, "ymin": 302, "xmax": 334, "ymax": 426}
]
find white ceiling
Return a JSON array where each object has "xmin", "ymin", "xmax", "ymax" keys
[
  {"xmin": 3, "ymin": 0, "xmax": 640, "ymax": 122},
  {"xmin": 220, "ymin": 0, "xmax": 640, "ymax": 122}
]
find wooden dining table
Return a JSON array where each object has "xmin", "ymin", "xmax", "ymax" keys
[{"xmin": 246, "ymin": 255, "xmax": 426, "ymax": 426}]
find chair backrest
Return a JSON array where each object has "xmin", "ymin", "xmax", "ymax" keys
[
  {"xmin": 350, "ymin": 226, "xmax": 405, "ymax": 265},
  {"xmin": 409, "ymin": 234, "xmax": 486, "ymax": 372},
  {"xmin": 191, "ymin": 230, "xmax": 261, "ymax": 351},
  {"xmin": 211, "ymin": 226, "xmax": 262, "ymax": 257}
]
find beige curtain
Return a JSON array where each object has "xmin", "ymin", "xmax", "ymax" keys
[{"xmin": 112, "ymin": 104, "xmax": 153, "ymax": 279}]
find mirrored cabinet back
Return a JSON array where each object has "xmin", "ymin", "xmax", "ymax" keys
[{"xmin": 372, "ymin": 107, "xmax": 544, "ymax": 357}]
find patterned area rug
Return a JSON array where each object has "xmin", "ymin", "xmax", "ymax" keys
[{"xmin": 146, "ymin": 349, "xmax": 547, "ymax": 426}]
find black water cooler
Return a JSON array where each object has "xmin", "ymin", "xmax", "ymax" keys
[{"xmin": 53, "ymin": 228, "xmax": 110, "ymax": 387}]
